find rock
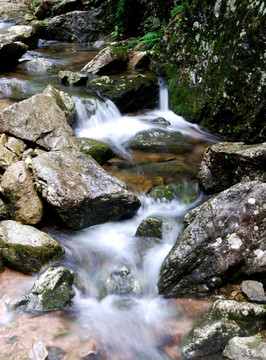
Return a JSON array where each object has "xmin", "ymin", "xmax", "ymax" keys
[
  {"xmin": 0, "ymin": 80, "xmax": 24, "ymax": 100},
  {"xmin": 0, "ymin": 93, "xmax": 78, "ymax": 151},
  {"xmin": 0, "ymin": 2, "xmax": 27, "ymax": 23},
  {"xmin": 1, "ymin": 161, "xmax": 43, "ymax": 225},
  {"xmin": 6, "ymin": 137, "xmax": 26, "ymax": 156},
  {"xmin": 52, "ymin": 0, "xmax": 84, "ymax": 16},
  {"xmin": 150, "ymin": 181, "xmax": 199, "ymax": 203},
  {"xmin": 86, "ymin": 75, "xmax": 159, "ymax": 113},
  {"xmin": 28, "ymin": 341, "xmax": 49, "ymax": 360},
  {"xmin": 135, "ymin": 216, "xmax": 175, "ymax": 240},
  {"xmin": 46, "ymin": 346, "xmax": 66, "ymax": 360},
  {"xmin": 0, "ymin": 199, "xmax": 8, "ymax": 221},
  {"xmin": 241, "ymin": 280, "xmax": 266, "ymax": 304},
  {"xmin": 0, "ymin": 39, "xmax": 28, "ymax": 72},
  {"xmin": 46, "ymin": 11, "xmax": 101, "ymax": 42},
  {"xmin": 152, "ymin": 117, "xmax": 171, "ymax": 126},
  {"xmin": 0, "ymin": 143, "xmax": 18, "ymax": 170},
  {"xmin": 16, "ymin": 58, "xmax": 55, "ymax": 72},
  {"xmin": 106, "ymin": 265, "xmax": 141, "ymax": 297},
  {"xmin": 0, "ymin": 220, "xmax": 64, "ymax": 274},
  {"xmin": 43, "ymin": 84, "xmax": 75, "ymax": 124},
  {"xmin": 81, "ymin": 46, "xmax": 128, "ymax": 75},
  {"xmin": 77, "ymin": 138, "xmax": 114, "ymax": 165},
  {"xmin": 31, "ymin": 150, "xmax": 141, "ymax": 230},
  {"xmin": 125, "ymin": 129, "xmax": 192, "ymax": 153},
  {"xmin": 23, "ymin": 13, "xmax": 38, "ymax": 25},
  {"xmin": 58, "ymin": 70, "xmax": 88, "ymax": 86},
  {"xmin": 181, "ymin": 300, "xmax": 266, "ymax": 360},
  {"xmin": 223, "ymin": 336, "xmax": 266, "ymax": 360},
  {"xmin": 129, "ymin": 51, "xmax": 151, "ymax": 70},
  {"xmin": 158, "ymin": 181, "xmax": 266, "ymax": 297},
  {"xmin": 7, "ymin": 25, "xmax": 38, "ymax": 50},
  {"xmin": 17, "ymin": 266, "xmax": 75, "ymax": 312},
  {"xmin": 35, "ymin": 0, "xmax": 60, "ymax": 20},
  {"xmin": 197, "ymin": 142, "xmax": 266, "ymax": 194}
]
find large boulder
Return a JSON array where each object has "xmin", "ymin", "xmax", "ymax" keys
[
  {"xmin": 223, "ymin": 336, "xmax": 266, "ymax": 360},
  {"xmin": 6, "ymin": 25, "xmax": 38, "ymax": 49},
  {"xmin": 86, "ymin": 75, "xmax": 159, "ymax": 113},
  {"xmin": 1, "ymin": 161, "xmax": 43, "ymax": 225},
  {"xmin": 17, "ymin": 266, "xmax": 75, "ymax": 312},
  {"xmin": 181, "ymin": 300, "xmax": 266, "ymax": 360},
  {"xmin": 0, "ymin": 220, "xmax": 64, "ymax": 274},
  {"xmin": 0, "ymin": 39, "xmax": 28, "ymax": 72},
  {"xmin": 45, "ymin": 10, "xmax": 101, "ymax": 42},
  {"xmin": 197, "ymin": 142, "xmax": 266, "ymax": 194},
  {"xmin": 31, "ymin": 150, "xmax": 141, "ymax": 230},
  {"xmin": 158, "ymin": 181, "xmax": 266, "ymax": 297},
  {"xmin": 0, "ymin": 93, "xmax": 78, "ymax": 151},
  {"xmin": 81, "ymin": 46, "xmax": 128, "ymax": 75}
]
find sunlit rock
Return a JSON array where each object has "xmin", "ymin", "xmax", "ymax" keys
[{"xmin": 223, "ymin": 336, "xmax": 266, "ymax": 360}]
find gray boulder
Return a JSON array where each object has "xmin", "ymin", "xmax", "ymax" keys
[
  {"xmin": 81, "ymin": 46, "xmax": 128, "ymax": 75},
  {"xmin": 0, "ymin": 39, "xmax": 28, "ymax": 72},
  {"xmin": 241, "ymin": 280, "xmax": 266, "ymax": 304},
  {"xmin": 0, "ymin": 80, "xmax": 24, "ymax": 100},
  {"xmin": 197, "ymin": 142, "xmax": 266, "ymax": 194},
  {"xmin": 223, "ymin": 336, "xmax": 266, "ymax": 360},
  {"xmin": 28, "ymin": 341, "xmax": 49, "ymax": 360},
  {"xmin": 16, "ymin": 58, "xmax": 55, "ymax": 73},
  {"xmin": 0, "ymin": 220, "xmax": 64, "ymax": 274},
  {"xmin": 181, "ymin": 300, "xmax": 266, "ymax": 360},
  {"xmin": 0, "ymin": 142, "xmax": 18, "ymax": 170},
  {"xmin": 158, "ymin": 181, "xmax": 266, "ymax": 297},
  {"xmin": 17, "ymin": 266, "xmax": 75, "ymax": 312},
  {"xmin": 58, "ymin": 70, "xmax": 88, "ymax": 86},
  {"xmin": 0, "ymin": 93, "xmax": 78, "ymax": 151},
  {"xmin": 46, "ymin": 11, "xmax": 101, "ymax": 42},
  {"xmin": 0, "ymin": 2, "xmax": 27, "ymax": 23},
  {"xmin": 86, "ymin": 75, "xmax": 159, "ymax": 113},
  {"xmin": 1, "ymin": 161, "xmax": 43, "ymax": 225},
  {"xmin": 7, "ymin": 25, "xmax": 38, "ymax": 49},
  {"xmin": 31, "ymin": 150, "xmax": 141, "ymax": 230}
]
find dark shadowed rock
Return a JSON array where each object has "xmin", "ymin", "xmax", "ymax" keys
[
  {"xmin": 0, "ymin": 220, "xmax": 64, "ymax": 274},
  {"xmin": 223, "ymin": 336, "xmax": 266, "ymax": 360},
  {"xmin": 0, "ymin": 93, "xmax": 78, "ymax": 151},
  {"xmin": 129, "ymin": 51, "xmax": 151, "ymax": 71},
  {"xmin": 86, "ymin": 75, "xmax": 159, "ymax": 113},
  {"xmin": 31, "ymin": 150, "xmax": 141, "ymax": 229},
  {"xmin": 135, "ymin": 216, "xmax": 175, "ymax": 240},
  {"xmin": 52, "ymin": 0, "xmax": 84, "ymax": 16},
  {"xmin": 6, "ymin": 25, "xmax": 38, "ymax": 50},
  {"xmin": 81, "ymin": 46, "xmax": 128, "ymax": 75},
  {"xmin": 198, "ymin": 142, "xmax": 266, "ymax": 194},
  {"xmin": 17, "ymin": 266, "xmax": 75, "ymax": 312},
  {"xmin": 181, "ymin": 300, "xmax": 266, "ymax": 360},
  {"xmin": 158, "ymin": 181, "xmax": 266, "ymax": 297},
  {"xmin": 0, "ymin": 39, "xmax": 28, "ymax": 72}
]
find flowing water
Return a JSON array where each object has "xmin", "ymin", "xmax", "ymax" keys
[{"xmin": 0, "ymin": 31, "xmax": 216, "ymax": 360}]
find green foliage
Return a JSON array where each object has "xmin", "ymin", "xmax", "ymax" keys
[
  {"xmin": 171, "ymin": 1, "xmax": 188, "ymax": 17},
  {"xmin": 139, "ymin": 29, "xmax": 165, "ymax": 50}
]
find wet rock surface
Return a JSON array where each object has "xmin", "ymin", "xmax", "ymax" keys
[
  {"xmin": 135, "ymin": 216, "xmax": 175, "ymax": 240},
  {"xmin": 0, "ymin": 220, "xmax": 64, "ymax": 274},
  {"xmin": 223, "ymin": 336, "xmax": 266, "ymax": 360},
  {"xmin": 16, "ymin": 58, "xmax": 55, "ymax": 73},
  {"xmin": 58, "ymin": 70, "xmax": 88, "ymax": 85},
  {"xmin": 77, "ymin": 137, "xmax": 114, "ymax": 165},
  {"xmin": 158, "ymin": 181, "xmax": 266, "ymax": 297},
  {"xmin": 106, "ymin": 265, "xmax": 140, "ymax": 297},
  {"xmin": 31, "ymin": 150, "xmax": 141, "ymax": 230},
  {"xmin": 198, "ymin": 142, "xmax": 266, "ymax": 194},
  {"xmin": 181, "ymin": 300, "xmax": 266, "ymax": 360}
]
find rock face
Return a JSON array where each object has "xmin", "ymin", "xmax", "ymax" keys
[
  {"xmin": 0, "ymin": 39, "xmax": 28, "ymax": 72},
  {"xmin": 156, "ymin": 0, "xmax": 265, "ymax": 143},
  {"xmin": 7, "ymin": 25, "xmax": 38, "ymax": 49},
  {"xmin": 81, "ymin": 46, "xmax": 128, "ymax": 75},
  {"xmin": 0, "ymin": 220, "xmax": 64, "ymax": 274},
  {"xmin": 77, "ymin": 138, "xmax": 114, "ymax": 165},
  {"xmin": 181, "ymin": 300, "xmax": 266, "ymax": 360},
  {"xmin": 86, "ymin": 75, "xmax": 159, "ymax": 113},
  {"xmin": 158, "ymin": 181, "xmax": 266, "ymax": 297},
  {"xmin": 223, "ymin": 336, "xmax": 266, "ymax": 360},
  {"xmin": 18, "ymin": 266, "xmax": 75, "ymax": 312},
  {"xmin": 0, "ymin": 93, "xmax": 77, "ymax": 151},
  {"xmin": 31, "ymin": 150, "xmax": 141, "ymax": 230},
  {"xmin": 1, "ymin": 161, "xmax": 43, "ymax": 225},
  {"xmin": 198, "ymin": 142, "xmax": 266, "ymax": 194},
  {"xmin": 46, "ymin": 11, "xmax": 101, "ymax": 42}
]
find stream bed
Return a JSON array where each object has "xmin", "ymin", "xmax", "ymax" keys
[{"xmin": 0, "ymin": 30, "xmax": 217, "ymax": 360}]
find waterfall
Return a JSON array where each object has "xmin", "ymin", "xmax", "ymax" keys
[{"xmin": 159, "ymin": 78, "xmax": 169, "ymax": 111}]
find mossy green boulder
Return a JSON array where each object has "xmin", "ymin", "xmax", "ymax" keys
[
  {"xmin": 150, "ymin": 181, "xmax": 199, "ymax": 203},
  {"xmin": 135, "ymin": 216, "xmax": 175, "ymax": 240},
  {"xmin": 77, "ymin": 138, "xmax": 114, "ymax": 165}
]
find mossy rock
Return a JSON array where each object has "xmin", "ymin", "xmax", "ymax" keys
[
  {"xmin": 150, "ymin": 181, "xmax": 200, "ymax": 203},
  {"xmin": 135, "ymin": 216, "xmax": 175, "ymax": 240},
  {"xmin": 77, "ymin": 138, "xmax": 114, "ymax": 165}
]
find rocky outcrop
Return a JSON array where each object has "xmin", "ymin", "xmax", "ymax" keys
[
  {"xmin": 0, "ymin": 220, "xmax": 64, "ymax": 273},
  {"xmin": 77, "ymin": 138, "xmax": 114, "ymax": 165},
  {"xmin": 1, "ymin": 161, "xmax": 43, "ymax": 225},
  {"xmin": 6, "ymin": 25, "xmax": 38, "ymax": 50},
  {"xmin": 223, "ymin": 336, "xmax": 266, "ymax": 360},
  {"xmin": 0, "ymin": 93, "xmax": 77, "ymax": 151},
  {"xmin": 86, "ymin": 75, "xmax": 159, "ymax": 113},
  {"xmin": 198, "ymin": 142, "xmax": 266, "ymax": 194},
  {"xmin": 158, "ymin": 181, "xmax": 266, "ymax": 297},
  {"xmin": 31, "ymin": 150, "xmax": 141, "ymax": 230},
  {"xmin": 181, "ymin": 300, "xmax": 266, "ymax": 359},
  {"xmin": 0, "ymin": 39, "xmax": 28, "ymax": 72},
  {"xmin": 81, "ymin": 46, "xmax": 128, "ymax": 75},
  {"xmin": 156, "ymin": 0, "xmax": 265, "ymax": 143},
  {"xmin": 17, "ymin": 266, "xmax": 75, "ymax": 312},
  {"xmin": 16, "ymin": 58, "xmax": 55, "ymax": 73}
]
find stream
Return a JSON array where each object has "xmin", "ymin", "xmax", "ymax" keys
[{"xmin": 0, "ymin": 29, "xmax": 217, "ymax": 360}]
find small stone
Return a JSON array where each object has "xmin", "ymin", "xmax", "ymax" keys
[
  {"xmin": 28, "ymin": 341, "xmax": 49, "ymax": 360},
  {"xmin": 241, "ymin": 280, "xmax": 266, "ymax": 303}
]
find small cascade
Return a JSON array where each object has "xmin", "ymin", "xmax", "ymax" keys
[{"xmin": 159, "ymin": 78, "xmax": 169, "ymax": 111}]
